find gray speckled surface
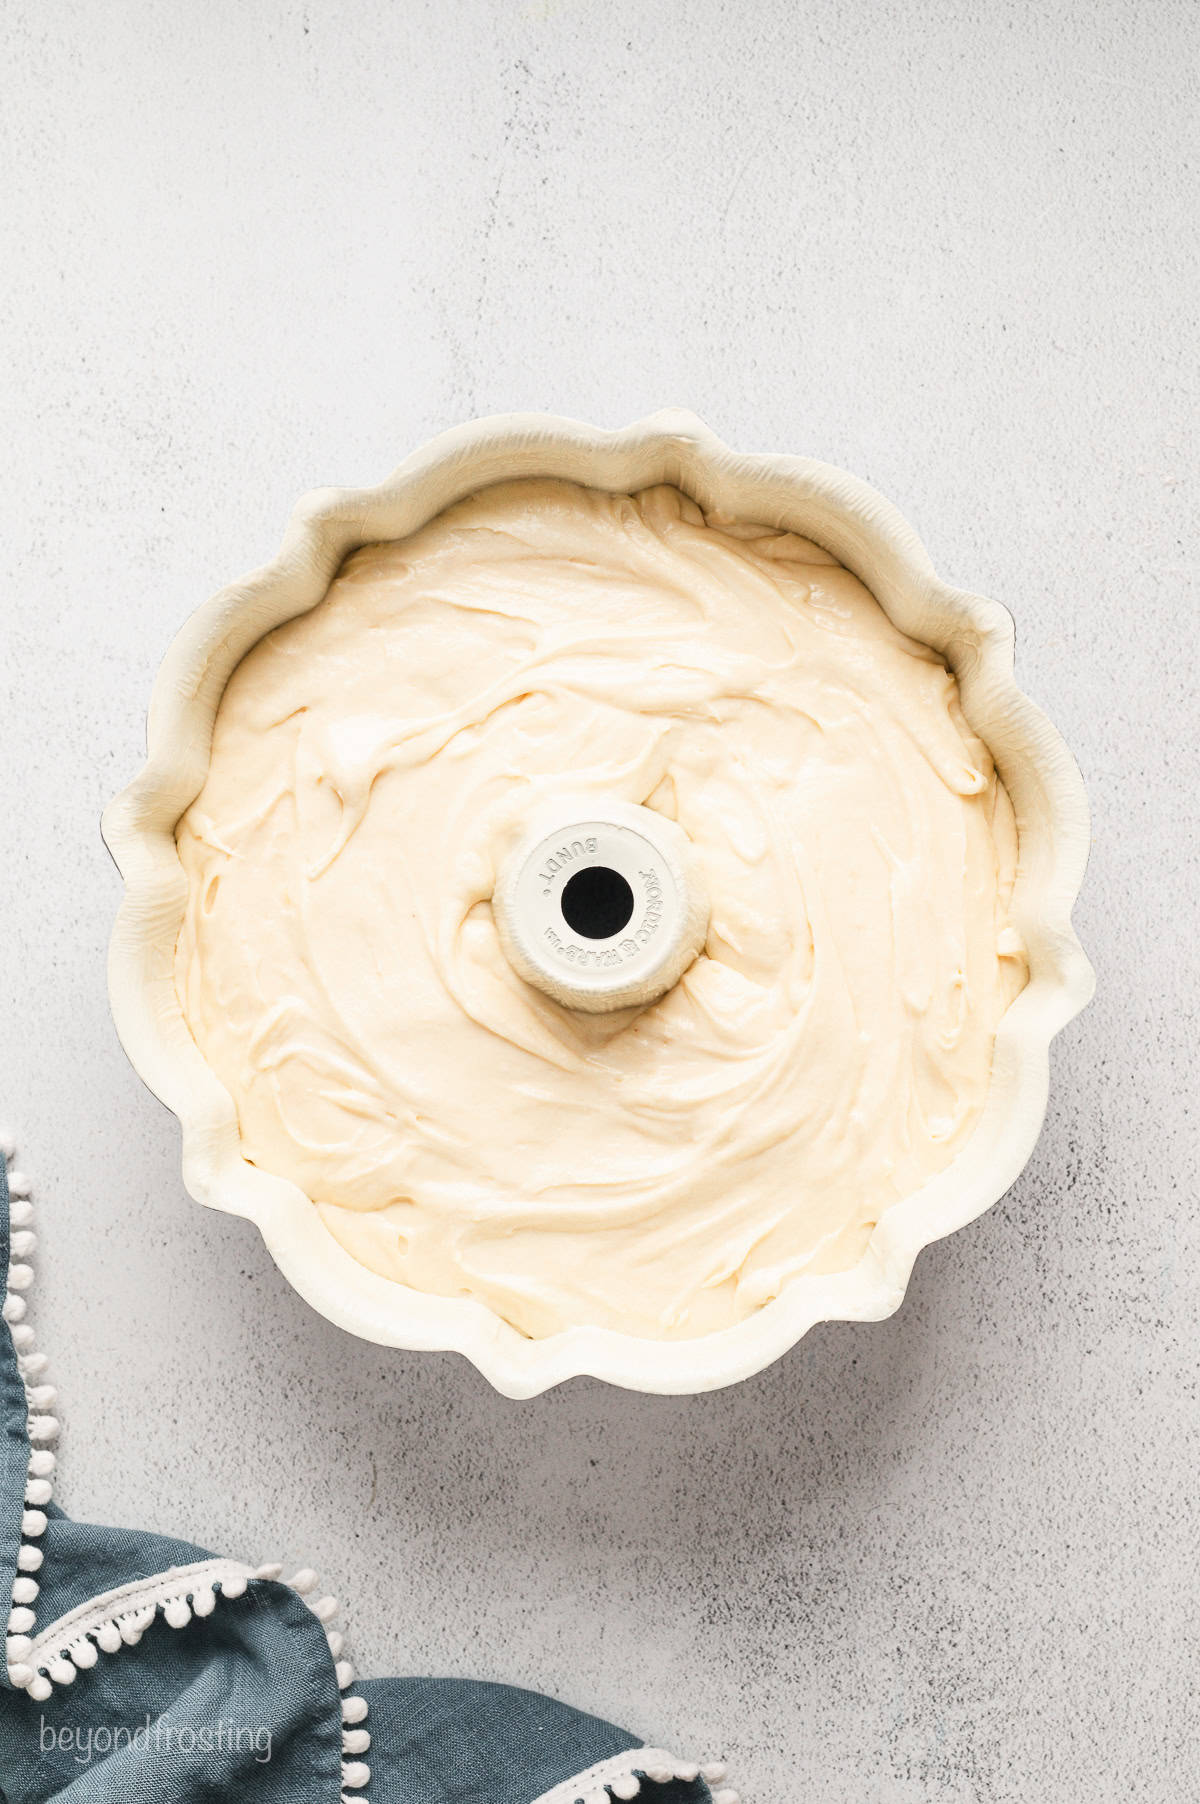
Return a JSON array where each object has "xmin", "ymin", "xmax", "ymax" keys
[{"xmin": 1, "ymin": 3, "xmax": 1197, "ymax": 1799}]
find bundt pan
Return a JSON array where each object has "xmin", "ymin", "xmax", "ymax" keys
[{"xmin": 102, "ymin": 411, "xmax": 1094, "ymax": 1397}]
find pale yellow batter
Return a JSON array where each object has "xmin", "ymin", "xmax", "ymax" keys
[{"xmin": 175, "ymin": 480, "xmax": 1027, "ymax": 1339}]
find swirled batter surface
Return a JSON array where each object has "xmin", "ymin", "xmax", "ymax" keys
[{"xmin": 175, "ymin": 480, "xmax": 1026, "ymax": 1339}]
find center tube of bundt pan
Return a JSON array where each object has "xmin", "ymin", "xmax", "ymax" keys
[{"xmin": 492, "ymin": 799, "xmax": 710, "ymax": 1013}]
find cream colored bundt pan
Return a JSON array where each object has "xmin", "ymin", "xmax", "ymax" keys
[{"xmin": 102, "ymin": 411, "xmax": 1094, "ymax": 1397}]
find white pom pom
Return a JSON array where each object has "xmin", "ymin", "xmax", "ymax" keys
[
  {"xmin": 25, "ymin": 1479, "xmax": 51, "ymax": 1507},
  {"xmin": 8, "ymin": 1607, "xmax": 35, "ymax": 1634},
  {"xmin": 643, "ymin": 1767, "xmax": 673, "ymax": 1785},
  {"xmin": 9, "ymin": 1231, "xmax": 35, "ymax": 1257},
  {"xmin": 29, "ymin": 1416, "xmax": 59, "ymax": 1444},
  {"xmin": 342, "ymin": 1728, "xmax": 370, "ymax": 1755},
  {"xmin": 6, "ymin": 1635, "xmax": 32, "ymax": 1660},
  {"xmin": 3, "ymin": 1296, "xmax": 26, "ymax": 1323},
  {"xmin": 28, "ymin": 1674, "xmax": 51, "ymax": 1702},
  {"xmin": 192, "ymin": 1585, "xmax": 217, "ymax": 1618},
  {"xmin": 255, "ymin": 1563, "xmax": 283, "ymax": 1581},
  {"xmin": 7, "ymin": 1171, "xmax": 32, "ymax": 1198},
  {"xmin": 10, "ymin": 1324, "xmax": 34, "ymax": 1351},
  {"xmin": 334, "ymin": 1660, "xmax": 355, "ymax": 1689},
  {"xmin": 7, "ymin": 1662, "xmax": 33, "ymax": 1686},
  {"xmin": 47, "ymin": 1656, "xmax": 75, "ymax": 1685},
  {"xmin": 21, "ymin": 1509, "xmax": 47, "ymax": 1536},
  {"xmin": 9, "ymin": 1199, "xmax": 33, "ymax": 1228},
  {"xmin": 28, "ymin": 1449, "xmax": 54, "ymax": 1478},
  {"xmin": 341, "ymin": 1695, "xmax": 368, "ymax": 1724},
  {"xmin": 12, "ymin": 1577, "xmax": 39, "ymax": 1604},
  {"xmin": 221, "ymin": 1575, "xmax": 248, "ymax": 1599},
  {"xmin": 288, "ymin": 1568, "xmax": 318, "ymax": 1594},
  {"xmin": 313, "ymin": 1595, "xmax": 338, "ymax": 1622},
  {"xmin": 96, "ymin": 1622, "xmax": 122, "ymax": 1653},
  {"xmin": 6, "ymin": 1265, "xmax": 32, "ymax": 1293},
  {"xmin": 0, "ymin": 1131, "xmax": 15, "ymax": 1162},
  {"xmin": 341, "ymin": 1761, "xmax": 370, "ymax": 1789},
  {"xmin": 326, "ymin": 1629, "xmax": 344, "ymax": 1657},
  {"xmin": 612, "ymin": 1777, "xmax": 641, "ymax": 1799},
  {"xmin": 27, "ymin": 1385, "xmax": 56, "ymax": 1410},
  {"xmin": 164, "ymin": 1597, "xmax": 191, "ymax": 1629},
  {"xmin": 701, "ymin": 1764, "xmax": 727, "ymax": 1784},
  {"xmin": 673, "ymin": 1763, "xmax": 700, "ymax": 1783},
  {"xmin": 18, "ymin": 1350, "xmax": 47, "ymax": 1378},
  {"xmin": 17, "ymin": 1545, "xmax": 43, "ymax": 1573},
  {"xmin": 70, "ymin": 1639, "xmax": 98, "ymax": 1670}
]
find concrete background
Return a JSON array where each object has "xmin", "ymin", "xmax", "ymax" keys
[{"xmin": 1, "ymin": 2, "xmax": 1196, "ymax": 1799}]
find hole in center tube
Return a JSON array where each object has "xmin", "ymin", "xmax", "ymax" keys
[{"xmin": 560, "ymin": 866, "xmax": 635, "ymax": 940}]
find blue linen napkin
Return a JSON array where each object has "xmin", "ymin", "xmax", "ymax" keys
[{"xmin": 0, "ymin": 1147, "xmax": 736, "ymax": 1804}]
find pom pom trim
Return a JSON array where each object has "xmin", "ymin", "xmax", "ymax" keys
[
  {"xmin": 530, "ymin": 1749, "xmax": 738, "ymax": 1804},
  {"xmin": 3, "ymin": 1146, "xmax": 58, "ymax": 1688},
  {"xmin": 7, "ymin": 1554, "xmax": 371, "ymax": 1790},
  {"xmin": 1, "ymin": 1143, "xmax": 371, "ymax": 1794}
]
